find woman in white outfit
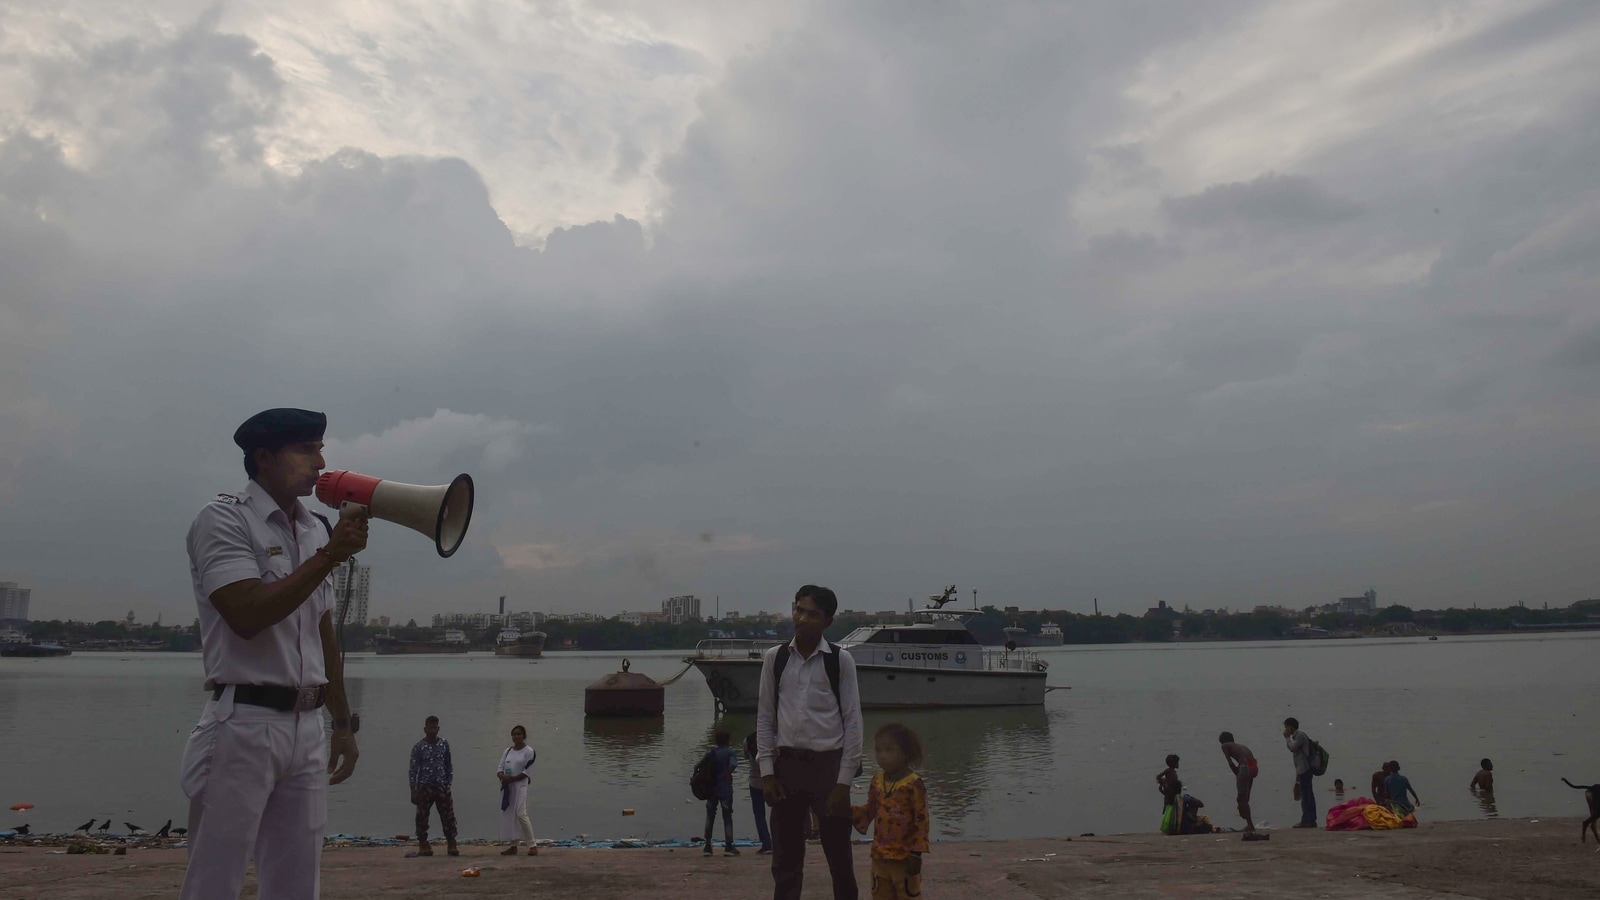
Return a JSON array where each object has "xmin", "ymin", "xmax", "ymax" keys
[{"xmin": 498, "ymin": 725, "xmax": 537, "ymax": 856}]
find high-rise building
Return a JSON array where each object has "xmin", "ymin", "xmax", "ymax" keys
[
  {"xmin": 504, "ymin": 611, "xmax": 544, "ymax": 629},
  {"xmin": 0, "ymin": 582, "xmax": 30, "ymax": 622},
  {"xmin": 331, "ymin": 564, "xmax": 372, "ymax": 626},
  {"xmin": 662, "ymin": 594, "xmax": 702, "ymax": 624}
]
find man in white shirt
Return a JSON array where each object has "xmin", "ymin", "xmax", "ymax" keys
[
  {"xmin": 179, "ymin": 408, "xmax": 367, "ymax": 900},
  {"xmin": 757, "ymin": 585, "xmax": 864, "ymax": 900}
]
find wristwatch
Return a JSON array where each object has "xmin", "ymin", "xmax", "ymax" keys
[{"xmin": 333, "ymin": 712, "xmax": 361, "ymax": 734}]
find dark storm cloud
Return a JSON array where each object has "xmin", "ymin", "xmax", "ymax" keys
[{"xmin": 2, "ymin": 2, "xmax": 1599, "ymax": 623}]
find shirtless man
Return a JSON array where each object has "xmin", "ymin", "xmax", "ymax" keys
[
  {"xmin": 1470, "ymin": 758, "xmax": 1494, "ymax": 793},
  {"xmin": 1156, "ymin": 755, "xmax": 1182, "ymax": 812},
  {"xmin": 1371, "ymin": 762, "xmax": 1393, "ymax": 807},
  {"xmin": 1219, "ymin": 732, "xmax": 1258, "ymax": 832}
]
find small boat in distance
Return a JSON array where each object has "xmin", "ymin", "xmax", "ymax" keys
[
  {"xmin": 374, "ymin": 628, "xmax": 471, "ymax": 655},
  {"xmin": 494, "ymin": 628, "xmax": 547, "ymax": 658},
  {"xmin": 0, "ymin": 643, "xmax": 71, "ymax": 658},
  {"xmin": 1002, "ymin": 622, "xmax": 1064, "ymax": 647},
  {"xmin": 688, "ymin": 585, "xmax": 1053, "ymax": 712}
]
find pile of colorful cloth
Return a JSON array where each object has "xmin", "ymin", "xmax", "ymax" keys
[{"xmin": 1325, "ymin": 796, "xmax": 1418, "ymax": 831}]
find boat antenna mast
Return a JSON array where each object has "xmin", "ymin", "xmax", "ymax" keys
[{"xmin": 927, "ymin": 585, "xmax": 958, "ymax": 609}]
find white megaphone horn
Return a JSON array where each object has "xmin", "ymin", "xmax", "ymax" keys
[{"xmin": 315, "ymin": 470, "xmax": 475, "ymax": 558}]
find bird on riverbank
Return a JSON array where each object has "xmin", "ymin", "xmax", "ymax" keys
[
  {"xmin": 74, "ymin": 819, "xmax": 94, "ymax": 833},
  {"xmin": 13, "ymin": 824, "xmax": 28, "ymax": 835},
  {"xmin": 173, "ymin": 827, "xmax": 188, "ymax": 836},
  {"xmin": 97, "ymin": 819, "xmax": 111, "ymax": 832},
  {"xmin": 155, "ymin": 820, "xmax": 172, "ymax": 837},
  {"xmin": 125, "ymin": 822, "xmax": 145, "ymax": 835}
]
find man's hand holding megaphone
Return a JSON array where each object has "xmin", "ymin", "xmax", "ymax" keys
[{"xmin": 320, "ymin": 509, "xmax": 370, "ymax": 564}]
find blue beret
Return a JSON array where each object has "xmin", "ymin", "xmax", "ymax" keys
[{"xmin": 233, "ymin": 408, "xmax": 327, "ymax": 451}]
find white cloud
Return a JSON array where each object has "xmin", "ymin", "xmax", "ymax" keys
[
  {"xmin": 324, "ymin": 408, "xmax": 552, "ymax": 480},
  {"xmin": 0, "ymin": 0, "xmax": 796, "ymax": 242}
]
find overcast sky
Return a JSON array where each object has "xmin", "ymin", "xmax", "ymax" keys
[{"xmin": 2, "ymin": 1, "xmax": 1597, "ymax": 624}]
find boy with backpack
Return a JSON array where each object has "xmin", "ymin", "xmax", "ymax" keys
[
  {"xmin": 694, "ymin": 729, "xmax": 740, "ymax": 856},
  {"xmin": 1283, "ymin": 717, "xmax": 1327, "ymax": 829}
]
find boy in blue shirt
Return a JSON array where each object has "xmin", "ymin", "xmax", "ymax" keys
[
  {"xmin": 1384, "ymin": 761, "xmax": 1421, "ymax": 816},
  {"xmin": 703, "ymin": 728, "xmax": 740, "ymax": 856}
]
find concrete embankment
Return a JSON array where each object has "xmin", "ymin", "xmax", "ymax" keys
[{"xmin": 2, "ymin": 818, "xmax": 1595, "ymax": 898}]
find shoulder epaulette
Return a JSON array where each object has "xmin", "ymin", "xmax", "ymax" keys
[{"xmin": 213, "ymin": 493, "xmax": 243, "ymax": 504}]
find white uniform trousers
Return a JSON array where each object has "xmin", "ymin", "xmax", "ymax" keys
[{"xmin": 179, "ymin": 695, "xmax": 329, "ymax": 900}]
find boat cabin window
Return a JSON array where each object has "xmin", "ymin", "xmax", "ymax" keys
[{"xmin": 862, "ymin": 628, "xmax": 978, "ymax": 645}]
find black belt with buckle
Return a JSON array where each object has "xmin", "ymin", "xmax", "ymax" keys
[
  {"xmin": 776, "ymin": 747, "xmax": 836, "ymax": 761},
  {"xmin": 214, "ymin": 683, "xmax": 326, "ymax": 712}
]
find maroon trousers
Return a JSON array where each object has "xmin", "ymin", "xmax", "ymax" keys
[
  {"xmin": 770, "ymin": 747, "xmax": 858, "ymax": 900},
  {"xmin": 412, "ymin": 784, "xmax": 458, "ymax": 842}
]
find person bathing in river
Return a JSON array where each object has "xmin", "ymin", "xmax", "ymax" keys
[
  {"xmin": 1218, "ymin": 733, "xmax": 1257, "ymax": 832},
  {"xmin": 1470, "ymin": 759, "xmax": 1494, "ymax": 793},
  {"xmin": 1156, "ymin": 754, "xmax": 1183, "ymax": 819},
  {"xmin": 1371, "ymin": 762, "xmax": 1393, "ymax": 807},
  {"xmin": 1384, "ymin": 761, "xmax": 1421, "ymax": 816}
]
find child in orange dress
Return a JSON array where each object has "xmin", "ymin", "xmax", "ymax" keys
[{"xmin": 852, "ymin": 724, "xmax": 930, "ymax": 900}]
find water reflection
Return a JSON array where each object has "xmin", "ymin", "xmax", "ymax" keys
[
  {"xmin": 582, "ymin": 716, "xmax": 666, "ymax": 786},
  {"xmin": 342, "ymin": 673, "xmax": 367, "ymax": 720},
  {"xmin": 686, "ymin": 708, "xmax": 1051, "ymax": 836},
  {"xmin": 861, "ymin": 707, "xmax": 1050, "ymax": 836},
  {"xmin": 1473, "ymin": 789, "xmax": 1499, "ymax": 818},
  {"xmin": 0, "ymin": 674, "xmax": 17, "ymax": 726}
]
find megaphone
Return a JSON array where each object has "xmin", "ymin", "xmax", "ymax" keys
[{"xmin": 315, "ymin": 470, "xmax": 475, "ymax": 558}]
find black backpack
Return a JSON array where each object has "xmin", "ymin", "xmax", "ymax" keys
[
  {"xmin": 772, "ymin": 645, "xmax": 863, "ymax": 778},
  {"xmin": 690, "ymin": 749, "xmax": 718, "ymax": 801},
  {"xmin": 773, "ymin": 643, "xmax": 844, "ymax": 710}
]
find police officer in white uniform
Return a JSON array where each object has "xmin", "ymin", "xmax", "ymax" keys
[{"xmin": 180, "ymin": 408, "xmax": 366, "ymax": 900}]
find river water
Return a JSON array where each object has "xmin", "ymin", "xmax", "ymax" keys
[{"xmin": 2, "ymin": 633, "xmax": 1595, "ymax": 841}]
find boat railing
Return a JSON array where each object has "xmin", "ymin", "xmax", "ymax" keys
[
  {"xmin": 690, "ymin": 639, "xmax": 783, "ymax": 660},
  {"xmin": 985, "ymin": 648, "xmax": 1048, "ymax": 672}
]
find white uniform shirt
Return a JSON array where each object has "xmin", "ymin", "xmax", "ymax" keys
[
  {"xmin": 187, "ymin": 480, "xmax": 333, "ymax": 690},
  {"xmin": 755, "ymin": 637, "xmax": 864, "ymax": 786}
]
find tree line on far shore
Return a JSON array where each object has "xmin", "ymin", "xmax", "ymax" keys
[{"xmin": 13, "ymin": 601, "xmax": 1592, "ymax": 653}]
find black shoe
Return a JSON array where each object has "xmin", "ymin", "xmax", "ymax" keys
[
  {"xmin": 702, "ymin": 846, "xmax": 713, "ymax": 856},
  {"xmin": 725, "ymin": 847, "xmax": 741, "ymax": 856}
]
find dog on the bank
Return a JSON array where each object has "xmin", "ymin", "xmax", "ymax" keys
[{"xmin": 1561, "ymin": 778, "xmax": 1600, "ymax": 843}]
